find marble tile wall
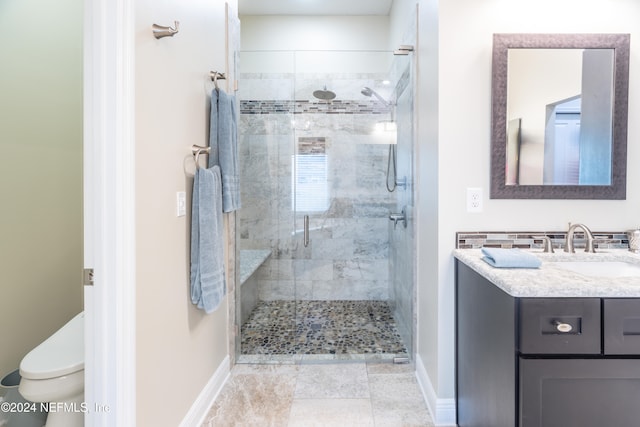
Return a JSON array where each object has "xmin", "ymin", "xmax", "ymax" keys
[{"xmin": 238, "ymin": 72, "xmax": 396, "ymax": 301}]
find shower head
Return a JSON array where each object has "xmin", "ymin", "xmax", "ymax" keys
[
  {"xmin": 313, "ymin": 86, "xmax": 336, "ymax": 101},
  {"xmin": 361, "ymin": 87, "xmax": 392, "ymax": 106}
]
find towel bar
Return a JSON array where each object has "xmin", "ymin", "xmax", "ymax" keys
[{"xmin": 192, "ymin": 145, "xmax": 211, "ymax": 169}]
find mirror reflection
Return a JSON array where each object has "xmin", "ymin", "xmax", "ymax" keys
[
  {"xmin": 490, "ymin": 33, "xmax": 630, "ymax": 200},
  {"xmin": 506, "ymin": 48, "xmax": 614, "ymax": 186}
]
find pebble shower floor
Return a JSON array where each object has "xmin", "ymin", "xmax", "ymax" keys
[{"xmin": 240, "ymin": 300, "xmax": 408, "ymax": 356}]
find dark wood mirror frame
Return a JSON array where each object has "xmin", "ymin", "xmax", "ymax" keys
[{"xmin": 490, "ymin": 33, "xmax": 630, "ymax": 199}]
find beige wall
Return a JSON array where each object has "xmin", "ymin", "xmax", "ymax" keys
[
  {"xmin": 0, "ymin": 0, "xmax": 83, "ymax": 378},
  {"xmin": 134, "ymin": 0, "xmax": 236, "ymax": 424},
  {"xmin": 416, "ymin": 0, "xmax": 640, "ymax": 417}
]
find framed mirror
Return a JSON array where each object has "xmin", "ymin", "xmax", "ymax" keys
[{"xmin": 490, "ymin": 33, "xmax": 630, "ymax": 199}]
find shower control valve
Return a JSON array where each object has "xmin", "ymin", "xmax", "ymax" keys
[{"xmin": 389, "ymin": 207, "xmax": 407, "ymax": 230}]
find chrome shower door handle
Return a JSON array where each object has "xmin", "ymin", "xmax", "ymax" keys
[{"xmin": 303, "ymin": 215, "xmax": 310, "ymax": 247}]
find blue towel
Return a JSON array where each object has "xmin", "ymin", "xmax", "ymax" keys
[
  {"xmin": 190, "ymin": 166, "xmax": 226, "ymax": 313},
  {"xmin": 209, "ymin": 89, "xmax": 241, "ymax": 213},
  {"xmin": 481, "ymin": 247, "xmax": 542, "ymax": 268}
]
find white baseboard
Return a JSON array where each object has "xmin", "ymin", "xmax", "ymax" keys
[
  {"xmin": 180, "ymin": 355, "xmax": 231, "ymax": 427},
  {"xmin": 415, "ymin": 354, "xmax": 457, "ymax": 426}
]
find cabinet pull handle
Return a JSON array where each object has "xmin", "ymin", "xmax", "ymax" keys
[
  {"xmin": 553, "ymin": 320, "xmax": 573, "ymax": 333},
  {"xmin": 303, "ymin": 215, "xmax": 309, "ymax": 247}
]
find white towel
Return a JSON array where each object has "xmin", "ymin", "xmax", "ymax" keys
[
  {"xmin": 190, "ymin": 165, "xmax": 226, "ymax": 313},
  {"xmin": 209, "ymin": 88, "xmax": 241, "ymax": 212}
]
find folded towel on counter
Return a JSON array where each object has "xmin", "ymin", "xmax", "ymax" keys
[
  {"xmin": 481, "ymin": 247, "xmax": 542, "ymax": 269},
  {"xmin": 190, "ymin": 165, "xmax": 226, "ymax": 313},
  {"xmin": 209, "ymin": 88, "xmax": 241, "ymax": 213}
]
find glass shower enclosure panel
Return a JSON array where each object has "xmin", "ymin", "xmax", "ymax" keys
[
  {"xmin": 237, "ymin": 50, "xmax": 411, "ymax": 362},
  {"xmin": 388, "ymin": 52, "xmax": 415, "ymax": 358},
  {"xmin": 290, "ymin": 51, "xmax": 399, "ymax": 359},
  {"xmin": 236, "ymin": 51, "xmax": 299, "ymax": 360}
]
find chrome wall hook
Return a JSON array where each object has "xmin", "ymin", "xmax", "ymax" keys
[{"xmin": 153, "ymin": 21, "xmax": 180, "ymax": 39}]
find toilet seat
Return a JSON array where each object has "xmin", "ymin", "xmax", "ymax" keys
[{"xmin": 20, "ymin": 312, "xmax": 84, "ymax": 380}]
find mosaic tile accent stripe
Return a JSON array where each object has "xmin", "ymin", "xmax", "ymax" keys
[
  {"xmin": 240, "ymin": 99, "xmax": 391, "ymax": 115},
  {"xmin": 456, "ymin": 231, "xmax": 630, "ymax": 250}
]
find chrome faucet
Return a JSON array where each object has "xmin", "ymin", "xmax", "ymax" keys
[
  {"xmin": 532, "ymin": 235, "xmax": 554, "ymax": 253},
  {"xmin": 564, "ymin": 223, "xmax": 596, "ymax": 253}
]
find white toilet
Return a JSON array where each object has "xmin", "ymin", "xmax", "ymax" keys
[{"xmin": 18, "ymin": 312, "xmax": 84, "ymax": 427}]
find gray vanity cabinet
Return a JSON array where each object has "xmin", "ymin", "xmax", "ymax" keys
[
  {"xmin": 519, "ymin": 358, "xmax": 640, "ymax": 426},
  {"xmin": 455, "ymin": 261, "xmax": 640, "ymax": 427}
]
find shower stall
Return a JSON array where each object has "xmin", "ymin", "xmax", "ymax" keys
[{"xmin": 235, "ymin": 50, "xmax": 415, "ymax": 363}]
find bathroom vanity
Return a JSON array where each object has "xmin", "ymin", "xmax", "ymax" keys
[{"xmin": 454, "ymin": 249, "xmax": 640, "ymax": 427}]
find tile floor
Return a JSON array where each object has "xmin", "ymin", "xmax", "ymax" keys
[
  {"xmin": 202, "ymin": 362, "xmax": 435, "ymax": 427},
  {"xmin": 241, "ymin": 300, "xmax": 408, "ymax": 358}
]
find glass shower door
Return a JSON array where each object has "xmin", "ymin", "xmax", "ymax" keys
[
  {"xmin": 235, "ymin": 51, "xmax": 300, "ymax": 361},
  {"xmin": 237, "ymin": 49, "xmax": 413, "ymax": 362},
  {"xmin": 388, "ymin": 51, "xmax": 415, "ymax": 358},
  {"xmin": 289, "ymin": 51, "xmax": 405, "ymax": 360}
]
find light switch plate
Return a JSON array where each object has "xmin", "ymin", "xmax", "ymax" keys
[{"xmin": 177, "ymin": 191, "xmax": 186, "ymax": 217}]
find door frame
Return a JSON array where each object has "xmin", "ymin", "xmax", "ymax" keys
[{"xmin": 83, "ymin": 0, "xmax": 136, "ymax": 425}]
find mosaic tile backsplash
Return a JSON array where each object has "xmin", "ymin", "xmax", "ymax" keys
[{"xmin": 456, "ymin": 231, "xmax": 630, "ymax": 250}]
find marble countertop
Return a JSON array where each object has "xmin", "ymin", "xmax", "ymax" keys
[{"xmin": 453, "ymin": 248, "xmax": 640, "ymax": 298}]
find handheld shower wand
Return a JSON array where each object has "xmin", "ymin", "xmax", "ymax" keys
[{"xmin": 361, "ymin": 87, "xmax": 393, "ymax": 107}]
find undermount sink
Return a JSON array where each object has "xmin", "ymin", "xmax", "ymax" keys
[{"xmin": 550, "ymin": 261, "xmax": 640, "ymax": 278}]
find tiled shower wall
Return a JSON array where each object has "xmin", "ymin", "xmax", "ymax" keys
[{"xmin": 238, "ymin": 72, "xmax": 396, "ymax": 301}]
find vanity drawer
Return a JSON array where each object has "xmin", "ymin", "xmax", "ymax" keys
[
  {"xmin": 519, "ymin": 298, "xmax": 601, "ymax": 355},
  {"xmin": 604, "ymin": 299, "xmax": 640, "ymax": 355}
]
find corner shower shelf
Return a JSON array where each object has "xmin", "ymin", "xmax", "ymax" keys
[{"xmin": 239, "ymin": 249, "xmax": 272, "ymax": 285}]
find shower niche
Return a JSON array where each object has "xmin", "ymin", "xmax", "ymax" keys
[{"xmin": 235, "ymin": 50, "xmax": 415, "ymax": 363}]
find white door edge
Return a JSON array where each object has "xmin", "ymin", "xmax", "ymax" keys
[{"xmin": 83, "ymin": 0, "xmax": 136, "ymax": 425}]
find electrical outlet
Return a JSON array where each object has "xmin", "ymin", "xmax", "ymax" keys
[
  {"xmin": 467, "ymin": 188, "xmax": 483, "ymax": 212},
  {"xmin": 177, "ymin": 191, "xmax": 186, "ymax": 217}
]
